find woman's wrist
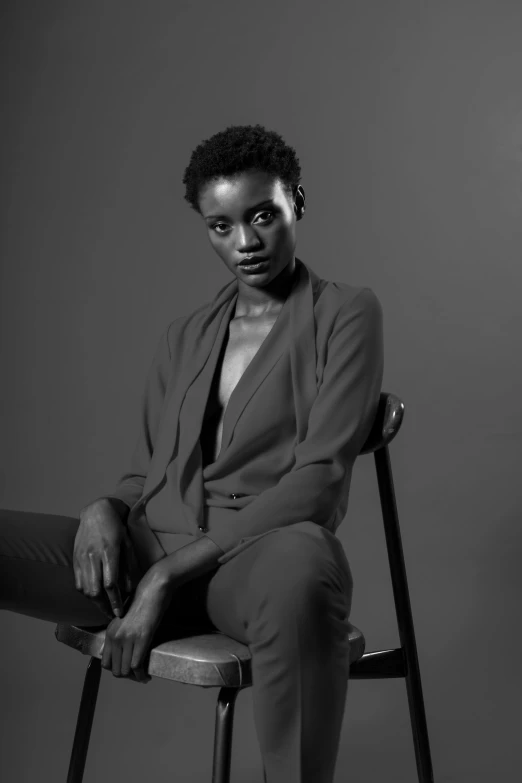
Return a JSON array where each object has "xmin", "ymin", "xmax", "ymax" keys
[
  {"xmin": 137, "ymin": 559, "xmax": 174, "ymax": 599},
  {"xmin": 134, "ymin": 536, "xmax": 222, "ymax": 603},
  {"xmin": 95, "ymin": 496, "xmax": 130, "ymax": 524}
]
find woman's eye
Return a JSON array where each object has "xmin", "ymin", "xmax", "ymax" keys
[
  {"xmin": 211, "ymin": 213, "xmax": 273, "ymax": 233},
  {"xmin": 254, "ymin": 211, "xmax": 274, "ymax": 224}
]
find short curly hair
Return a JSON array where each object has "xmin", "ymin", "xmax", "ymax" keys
[{"xmin": 182, "ymin": 124, "xmax": 302, "ymax": 212}]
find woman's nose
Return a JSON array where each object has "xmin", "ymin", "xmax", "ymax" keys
[{"xmin": 236, "ymin": 224, "xmax": 261, "ymax": 251}]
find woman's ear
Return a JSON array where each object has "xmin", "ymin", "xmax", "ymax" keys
[{"xmin": 293, "ymin": 185, "xmax": 306, "ymax": 221}]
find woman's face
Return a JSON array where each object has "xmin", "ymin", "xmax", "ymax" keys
[{"xmin": 198, "ymin": 169, "xmax": 305, "ymax": 288}]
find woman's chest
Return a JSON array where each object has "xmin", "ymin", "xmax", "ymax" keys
[
  {"xmin": 201, "ymin": 315, "xmax": 278, "ymax": 463},
  {"xmin": 219, "ymin": 317, "xmax": 277, "ymax": 407}
]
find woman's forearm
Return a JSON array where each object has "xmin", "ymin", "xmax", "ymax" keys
[{"xmin": 144, "ymin": 534, "xmax": 224, "ymax": 593}]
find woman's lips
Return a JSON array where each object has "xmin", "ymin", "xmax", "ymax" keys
[{"xmin": 239, "ymin": 258, "xmax": 269, "ymax": 272}]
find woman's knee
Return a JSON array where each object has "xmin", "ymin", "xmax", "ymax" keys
[{"xmin": 245, "ymin": 524, "xmax": 353, "ymax": 619}]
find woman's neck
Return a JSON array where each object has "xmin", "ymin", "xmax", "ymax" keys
[{"xmin": 235, "ymin": 258, "xmax": 296, "ymax": 318}]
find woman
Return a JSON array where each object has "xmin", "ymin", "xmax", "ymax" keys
[{"xmin": 0, "ymin": 124, "xmax": 384, "ymax": 783}]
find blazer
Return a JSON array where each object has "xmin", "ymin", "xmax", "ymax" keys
[{"xmin": 106, "ymin": 258, "xmax": 384, "ymax": 569}]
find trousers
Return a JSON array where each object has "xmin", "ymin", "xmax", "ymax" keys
[{"xmin": 0, "ymin": 508, "xmax": 354, "ymax": 783}]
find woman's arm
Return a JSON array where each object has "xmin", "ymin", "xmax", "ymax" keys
[
  {"xmin": 76, "ymin": 325, "xmax": 175, "ymax": 623},
  {"xmin": 100, "ymin": 535, "xmax": 223, "ymax": 681},
  {"xmin": 149, "ymin": 534, "xmax": 223, "ymax": 586},
  {"xmin": 103, "ymin": 324, "xmax": 176, "ymax": 510}
]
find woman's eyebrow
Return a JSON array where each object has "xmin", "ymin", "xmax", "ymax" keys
[{"xmin": 204, "ymin": 199, "xmax": 276, "ymax": 221}]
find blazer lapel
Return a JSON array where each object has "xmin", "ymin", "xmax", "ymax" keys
[
  {"xmin": 138, "ymin": 277, "xmax": 239, "ymax": 507},
  {"xmin": 219, "ymin": 257, "xmax": 322, "ymax": 454},
  {"xmin": 175, "ymin": 292, "xmax": 238, "ymax": 528},
  {"xmin": 217, "ymin": 291, "xmax": 290, "ymax": 457},
  {"xmin": 289, "ymin": 258, "xmax": 321, "ymax": 444}
]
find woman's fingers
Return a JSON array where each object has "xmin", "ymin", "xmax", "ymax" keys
[
  {"xmin": 102, "ymin": 622, "xmax": 124, "ymax": 677},
  {"xmin": 120, "ymin": 638, "xmax": 133, "ymax": 678},
  {"xmin": 110, "ymin": 640, "xmax": 123, "ymax": 678},
  {"xmin": 101, "ymin": 627, "xmax": 151, "ymax": 684},
  {"xmin": 101, "ymin": 632, "xmax": 113, "ymax": 671},
  {"xmin": 73, "ymin": 549, "xmax": 112, "ymax": 619},
  {"xmin": 85, "ymin": 553, "xmax": 113, "ymax": 619},
  {"xmin": 73, "ymin": 563, "xmax": 82, "ymax": 592},
  {"xmin": 131, "ymin": 637, "xmax": 152, "ymax": 684},
  {"xmin": 101, "ymin": 548, "xmax": 123, "ymax": 617},
  {"xmin": 73, "ymin": 505, "xmax": 129, "ymax": 618},
  {"xmin": 122, "ymin": 534, "xmax": 141, "ymax": 595}
]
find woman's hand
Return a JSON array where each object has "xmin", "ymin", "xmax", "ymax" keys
[
  {"xmin": 73, "ymin": 497, "xmax": 140, "ymax": 620},
  {"xmin": 101, "ymin": 567, "xmax": 172, "ymax": 683}
]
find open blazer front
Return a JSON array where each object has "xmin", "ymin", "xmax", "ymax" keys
[{"xmin": 106, "ymin": 258, "xmax": 384, "ymax": 569}]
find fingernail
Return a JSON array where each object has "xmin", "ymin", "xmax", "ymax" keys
[{"xmin": 114, "ymin": 609, "xmax": 121, "ymax": 618}]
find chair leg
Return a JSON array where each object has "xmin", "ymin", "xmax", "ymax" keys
[
  {"xmin": 405, "ymin": 665, "xmax": 435, "ymax": 783},
  {"xmin": 211, "ymin": 686, "xmax": 240, "ymax": 783},
  {"xmin": 66, "ymin": 657, "xmax": 102, "ymax": 783},
  {"xmin": 374, "ymin": 447, "xmax": 435, "ymax": 782}
]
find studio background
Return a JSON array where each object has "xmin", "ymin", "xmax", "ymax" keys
[{"xmin": 1, "ymin": 1, "xmax": 520, "ymax": 781}]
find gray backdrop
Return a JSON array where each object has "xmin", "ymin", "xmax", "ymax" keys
[{"xmin": 1, "ymin": 1, "xmax": 520, "ymax": 781}]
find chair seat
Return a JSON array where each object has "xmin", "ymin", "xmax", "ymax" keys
[{"xmin": 55, "ymin": 621, "xmax": 366, "ymax": 689}]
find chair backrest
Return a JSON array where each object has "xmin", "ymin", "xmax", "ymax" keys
[
  {"xmin": 352, "ymin": 391, "xmax": 416, "ymax": 678},
  {"xmin": 360, "ymin": 392, "xmax": 404, "ymax": 455}
]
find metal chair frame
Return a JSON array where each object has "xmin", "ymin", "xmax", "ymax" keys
[{"xmin": 57, "ymin": 392, "xmax": 435, "ymax": 783}]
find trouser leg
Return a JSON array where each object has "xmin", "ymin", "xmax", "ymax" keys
[
  {"xmin": 204, "ymin": 521, "xmax": 354, "ymax": 783},
  {"xmin": 0, "ymin": 508, "xmax": 108, "ymax": 625}
]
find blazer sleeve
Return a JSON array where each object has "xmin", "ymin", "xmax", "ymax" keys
[
  {"xmin": 102, "ymin": 325, "xmax": 174, "ymax": 511},
  {"xmin": 204, "ymin": 287, "xmax": 384, "ymax": 558}
]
